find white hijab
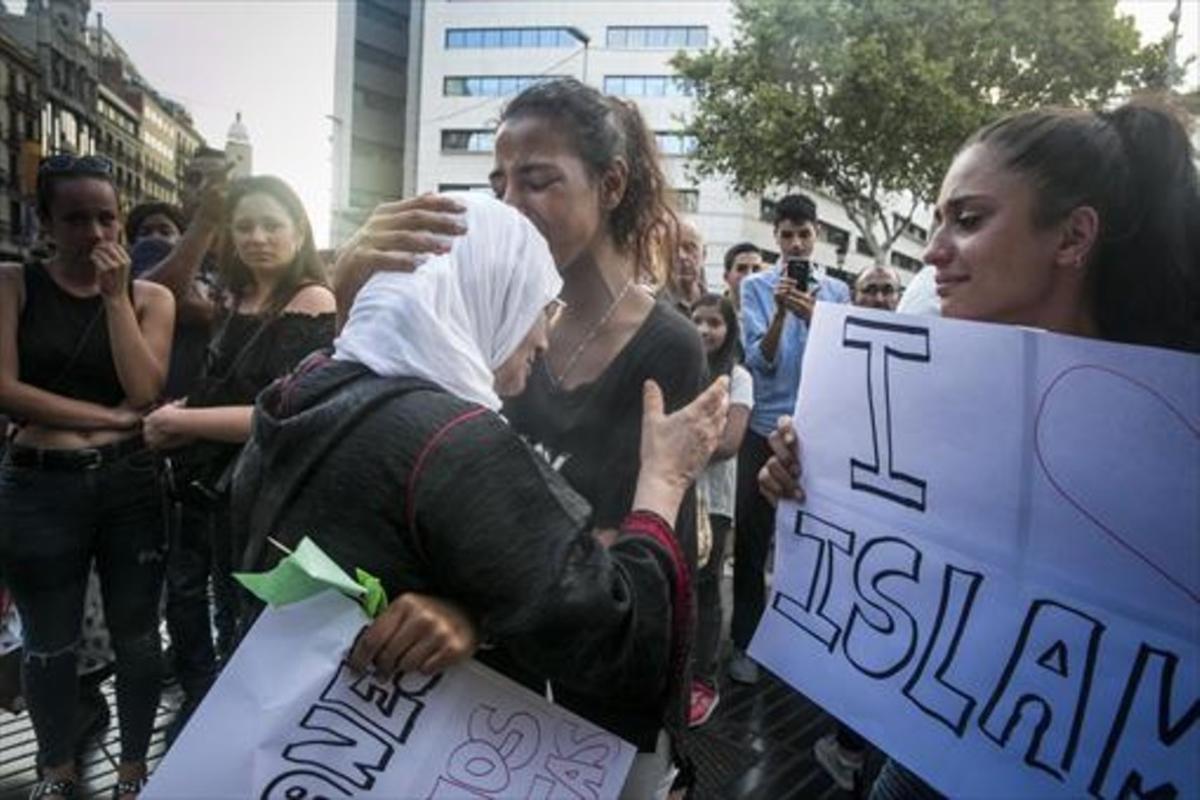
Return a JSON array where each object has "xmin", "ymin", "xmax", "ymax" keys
[{"xmin": 334, "ymin": 193, "xmax": 562, "ymax": 410}]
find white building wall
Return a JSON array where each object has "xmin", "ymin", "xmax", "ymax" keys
[{"xmin": 413, "ymin": 0, "xmax": 932, "ymax": 288}]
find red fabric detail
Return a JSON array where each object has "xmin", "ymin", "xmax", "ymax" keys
[
  {"xmin": 405, "ymin": 407, "xmax": 489, "ymax": 559},
  {"xmin": 276, "ymin": 351, "xmax": 333, "ymax": 417},
  {"xmin": 621, "ymin": 509, "xmax": 694, "ymax": 701}
]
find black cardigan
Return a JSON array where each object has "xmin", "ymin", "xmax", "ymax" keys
[{"xmin": 232, "ymin": 356, "xmax": 687, "ymax": 750}]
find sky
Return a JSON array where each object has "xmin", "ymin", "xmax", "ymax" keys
[
  {"xmin": 90, "ymin": 0, "xmax": 338, "ymax": 246},
  {"xmin": 10, "ymin": 0, "xmax": 1199, "ymax": 248}
]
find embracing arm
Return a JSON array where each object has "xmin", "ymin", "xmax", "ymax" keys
[
  {"xmin": 0, "ymin": 264, "xmax": 138, "ymax": 431},
  {"xmin": 407, "ymin": 410, "xmax": 677, "ymax": 698},
  {"xmin": 332, "ymin": 195, "xmax": 467, "ymax": 329},
  {"xmin": 406, "ymin": 379, "xmax": 725, "ymax": 695}
]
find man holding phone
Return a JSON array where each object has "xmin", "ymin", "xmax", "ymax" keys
[{"xmin": 730, "ymin": 193, "xmax": 850, "ymax": 684}]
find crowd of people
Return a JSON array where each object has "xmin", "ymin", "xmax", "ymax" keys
[{"xmin": 0, "ymin": 74, "xmax": 1195, "ymax": 800}]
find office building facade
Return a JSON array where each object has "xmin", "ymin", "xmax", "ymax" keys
[{"xmin": 333, "ymin": 1, "xmax": 931, "ymax": 285}]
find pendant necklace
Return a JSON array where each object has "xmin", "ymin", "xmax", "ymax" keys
[{"xmin": 549, "ymin": 279, "xmax": 634, "ymax": 387}]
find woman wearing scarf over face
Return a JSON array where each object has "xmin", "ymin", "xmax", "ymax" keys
[{"xmin": 233, "ymin": 195, "xmax": 728, "ymax": 799}]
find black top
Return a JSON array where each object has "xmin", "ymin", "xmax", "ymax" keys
[
  {"xmin": 175, "ymin": 306, "xmax": 334, "ymax": 487},
  {"xmin": 17, "ymin": 261, "xmax": 126, "ymax": 407},
  {"xmin": 189, "ymin": 309, "xmax": 336, "ymax": 409},
  {"xmin": 505, "ymin": 301, "xmax": 705, "ymax": 544},
  {"xmin": 504, "ymin": 300, "xmax": 706, "ymax": 746},
  {"xmin": 165, "ymin": 322, "xmax": 209, "ymax": 400},
  {"xmin": 233, "ymin": 358, "xmax": 685, "ymax": 741}
]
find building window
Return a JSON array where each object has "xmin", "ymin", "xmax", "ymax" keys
[
  {"xmin": 890, "ymin": 251, "xmax": 923, "ymax": 273},
  {"xmin": 855, "ymin": 237, "xmax": 875, "ymax": 257},
  {"xmin": 445, "ymin": 27, "xmax": 579, "ymax": 49},
  {"xmin": 821, "ymin": 222, "xmax": 851, "ymax": 254},
  {"xmin": 893, "ymin": 213, "xmax": 927, "ymax": 243},
  {"xmin": 606, "ymin": 26, "xmax": 707, "ymax": 49},
  {"xmin": 437, "ymin": 183, "xmax": 493, "ymax": 194},
  {"xmin": 360, "ymin": 0, "xmax": 406, "ymax": 30},
  {"xmin": 655, "ymin": 132, "xmax": 697, "ymax": 156},
  {"xmin": 444, "ymin": 75, "xmax": 559, "ymax": 97},
  {"xmin": 356, "ymin": 41, "xmax": 406, "ymax": 72},
  {"xmin": 356, "ymin": 87, "xmax": 405, "ymax": 114},
  {"xmin": 670, "ymin": 188, "xmax": 699, "ymax": 213},
  {"xmin": 760, "ymin": 197, "xmax": 777, "ymax": 222},
  {"xmin": 441, "ymin": 129, "xmax": 496, "ymax": 153},
  {"xmin": 352, "ymin": 136, "xmax": 404, "ymax": 162},
  {"xmin": 603, "ymin": 76, "xmax": 691, "ymax": 97}
]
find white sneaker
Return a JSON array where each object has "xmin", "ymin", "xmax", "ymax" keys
[{"xmin": 814, "ymin": 733, "xmax": 865, "ymax": 792}]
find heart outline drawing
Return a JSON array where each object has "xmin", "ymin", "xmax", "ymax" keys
[{"xmin": 1034, "ymin": 364, "xmax": 1200, "ymax": 606}]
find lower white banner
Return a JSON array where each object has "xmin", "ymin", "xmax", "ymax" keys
[{"xmin": 145, "ymin": 590, "xmax": 636, "ymax": 799}]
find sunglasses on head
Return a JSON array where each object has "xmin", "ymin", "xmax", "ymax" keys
[{"xmin": 39, "ymin": 154, "xmax": 114, "ymax": 176}]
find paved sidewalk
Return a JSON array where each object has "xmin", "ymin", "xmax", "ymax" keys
[
  {"xmin": 0, "ymin": 683, "xmax": 178, "ymax": 800},
  {"xmin": 684, "ymin": 670, "xmax": 883, "ymax": 800},
  {"xmin": 2, "ymin": 674, "xmax": 881, "ymax": 799}
]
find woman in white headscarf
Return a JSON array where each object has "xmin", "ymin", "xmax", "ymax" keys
[
  {"xmin": 231, "ymin": 196, "xmax": 728, "ymax": 780},
  {"xmin": 332, "ymin": 192, "xmax": 563, "ymax": 410}
]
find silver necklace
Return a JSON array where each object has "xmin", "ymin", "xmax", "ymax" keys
[{"xmin": 550, "ymin": 279, "xmax": 635, "ymax": 387}]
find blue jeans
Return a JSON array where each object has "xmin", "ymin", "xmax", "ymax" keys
[
  {"xmin": 0, "ymin": 448, "xmax": 166, "ymax": 768},
  {"xmin": 164, "ymin": 496, "xmax": 239, "ymax": 706}
]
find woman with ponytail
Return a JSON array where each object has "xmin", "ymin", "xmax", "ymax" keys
[
  {"xmin": 331, "ymin": 77, "xmax": 706, "ymax": 798},
  {"xmin": 760, "ymin": 96, "xmax": 1200, "ymax": 799}
]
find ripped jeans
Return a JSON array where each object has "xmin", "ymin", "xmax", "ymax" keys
[{"xmin": 0, "ymin": 449, "xmax": 166, "ymax": 768}]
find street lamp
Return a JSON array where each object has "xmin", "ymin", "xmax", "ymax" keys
[{"xmin": 564, "ymin": 26, "xmax": 591, "ymax": 85}]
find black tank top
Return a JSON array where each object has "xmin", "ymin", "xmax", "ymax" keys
[{"xmin": 17, "ymin": 261, "xmax": 126, "ymax": 407}]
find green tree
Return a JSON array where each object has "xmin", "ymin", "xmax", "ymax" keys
[{"xmin": 674, "ymin": 0, "xmax": 1167, "ymax": 263}]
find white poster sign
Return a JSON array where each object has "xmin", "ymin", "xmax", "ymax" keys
[
  {"xmin": 146, "ymin": 591, "xmax": 636, "ymax": 799},
  {"xmin": 750, "ymin": 304, "xmax": 1199, "ymax": 798}
]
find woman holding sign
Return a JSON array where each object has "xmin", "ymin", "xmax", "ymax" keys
[
  {"xmin": 759, "ymin": 97, "xmax": 1200, "ymax": 799},
  {"xmin": 234, "ymin": 193, "xmax": 725, "ymax": 800}
]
